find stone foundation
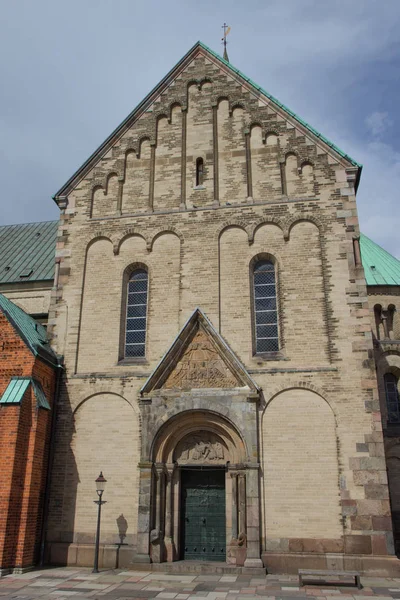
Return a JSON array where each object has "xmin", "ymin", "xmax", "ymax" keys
[{"xmin": 262, "ymin": 552, "xmax": 400, "ymax": 576}]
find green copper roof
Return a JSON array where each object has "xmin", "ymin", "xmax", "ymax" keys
[
  {"xmin": 0, "ymin": 378, "xmax": 31, "ymax": 404},
  {"xmin": 360, "ymin": 234, "xmax": 400, "ymax": 286},
  {"xmin": 0, "ymin": 220, "xmax": 58, "ymax": 284},
  {"xmin": 197, "ymin": 42, "xmax": 362, "ymax": 170},
  {"xmin": 31, "ymin": 379, "xmax": 51, "ymax": 410},
  {"xmin": 0, "ymin": 377, "xmax": 50, "ymax": 409},
  {"xmin": 54, "ymin": 41, "xmax": 361, "ymax": 200},
  {"xmin": 0, "ymin": 293, "xmax": 59, "ymax": 366}
]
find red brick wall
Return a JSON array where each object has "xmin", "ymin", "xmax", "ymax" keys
[{"xmin": 0, "ymin": 312, "xmax": 56, "ymax": 571}]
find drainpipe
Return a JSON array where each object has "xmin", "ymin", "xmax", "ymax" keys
[{"xmin": 39, "ymin": 356, "xmax": 64, "ymax": 566}]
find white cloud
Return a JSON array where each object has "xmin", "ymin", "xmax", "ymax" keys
[{"xmin": 365, "ymin": 112, "xmax": 393, "ymax": 138}]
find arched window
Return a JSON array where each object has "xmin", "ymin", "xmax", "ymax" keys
[
  {"xmin": 253, "ymin": 260, "xmax": 279, "ymax": 353},
  {"xmin": 196, "ymin": 157, "xmax": 204, "ymax": 186},
  {"xmin": 125, "ymin": 269, "xmax": 148, "ymax": 358},
  {"xmin": 385, "ymin": 373, "xmax": 400, "ymax": 423}
]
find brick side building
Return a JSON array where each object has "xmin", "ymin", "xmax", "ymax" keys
[{"xmin": 0, "ymin": 294, "xmax": 60, "ymax": 574}]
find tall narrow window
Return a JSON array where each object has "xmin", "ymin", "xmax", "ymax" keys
[
  {"xmin": 385, "ymin": 373, "xmax": 400, "ymax": 423},
  {"xmin": 125, "ymin": 269, "xmax": 148, "ymax": 358},
  {"xmin": 196, "ymin": 157, "xmax": 204, "ymax": 186},
  {"xmin": 253, "ymin": 260, "xmax": 279, "ymax": 353}
]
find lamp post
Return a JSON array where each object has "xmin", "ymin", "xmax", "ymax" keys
[{"xmin": 93, "ymin": 472, "xmax": 107, "ymax": 573}]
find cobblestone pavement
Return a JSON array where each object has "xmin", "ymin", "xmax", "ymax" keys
[{"xmin": 1, "ymin": 568, "xmax": 400, "ymax": 600}]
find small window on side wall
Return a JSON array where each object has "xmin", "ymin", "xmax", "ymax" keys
[
  {"xmin": 253, "ymin": 260, "xmax": 279, "ymax": 354},
  {"xmin": 385, "ymin": 373, "xmax": 400, "ymax": 424},
  {"xmin": 196, "ymin": 157, "xmax": 204, "ymax": 186},
  {"xmin": 125, "ymin": 269, "xmax": 148, "ymax": 358}
]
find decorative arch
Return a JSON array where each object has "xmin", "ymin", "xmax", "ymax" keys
[
  {"xmin": 150, "ymin": 409, "xmax": 248, "ymax": 465},
  {"xmin": 72, "ymin": 391, "xmax": 139, "ymax": 417},
  {"xmin": 116, "ymin": 230, "xmax": 149, "ymax": 255},
  {"xmin": 300, "ymin": 159, "xmax": 314, "ymax": 170},
  {"xmin": 149, "ymin": 228, "xmax": 184, "ymax": 252},
  {"xmin": 137, "ymin": 136, "xmax": 152, "ymax": 157},
  {"xmin": 70, "ymin": 392, "xmax": 140, "ymax": 543},
  {"xmin": 89, "ymin": 184, "xmax": 104, "ymax": 218},
  {"xmin": 229, "ymin": 102, "xmax": 246, "ymax": 116},
  {"xmin": 199, "ymin": 77, "xmax": 212, "ymax": 89},
  {"xmin": 261, "ymin": 383, "xmax": 337, "ymax": 418},
  {"xmin": 216, "ymin": 221, "xmax": 249, "ymax": 244},
  {"xmin": 85, "ymin": 233, "xmax": 114, "ymax": 253},
  {"xmin": 124, "ymin": 146, "xmax": 138, "ymax": 166},
  {"xmin": 261, "ymin": 386, "xmax": 342, "ymax": 541},
  {"xmin": 105, "ymin": 171, "xmax": 119, "ymax": 193},
  {"xmin": 250, "ymin": 218, "xmax": 285, "ymax": 244},
  {"xmin": 284, "ymin": 215, "xmax": 324, "ymax": 240}
]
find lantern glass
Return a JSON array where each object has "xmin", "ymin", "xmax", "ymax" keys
[{"xmin": 95, "ymin": 472, "xmax": 107, "ymax": 493}]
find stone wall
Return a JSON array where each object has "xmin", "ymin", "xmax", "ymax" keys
[
  {"xmin": 0, "ymin": 283, "xmax": 52, "ymax": 318},
  {"xmin": 46, "ymin": 45, "xmax": 396, "ymax": 572}
]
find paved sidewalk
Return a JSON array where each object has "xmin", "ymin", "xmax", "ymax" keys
[{"xmin": 1, "ymin": 568, "xmax": 400, "ymax": 600}]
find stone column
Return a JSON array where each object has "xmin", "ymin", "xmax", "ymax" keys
[
  {"xmin": 180, "ymin": 108, "xmax": 187, "ymax": 209},
  {"xmin": 238, "ymin": 472, "xmax": 246, "ymax": 537},
  {"xmin": 116, "ymin": 178, "xmax": 124, "ymax": 215},
  {"xmin": 243, "ymin": 464, "xmax": 263, "ymax": 568},
  {"xmin": 164, "ymin": 464, "xmax": 176, "ymax": 561},
  {"xmin": 212, "ymin": 103, "xmax": 219, "ymax": 205},
  {"xmin": 230, "ymin": 472, "xmax": 238, "ymax": 539},
  {"xmin": 151, "ymin": 464, "xmax": 165, "ymax": 563},
  {"xmin": 353, "ymin": 236, "xmax": 362, "ymax": 267},
  {"xmin": 149, "ymin": 143, "xmax": 156, "ymax": 211},
  {"xmin": 382, "ymin": 311, "xmax": 390, "ymax": 339},
  {"xmin": 245, "ymin": 130, "xmax": 253, "ymax": 201},
  {"xmin": 134, "ymin": 462, "xmax": 153, "ymax": 563},
  {"xmin": 280, "ymin": 159, "xmax": 287, "ymax": 196}
]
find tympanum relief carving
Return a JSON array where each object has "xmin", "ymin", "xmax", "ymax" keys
[
  {"xmin": 175, "ymin": 432, "xmax": 227, "ymax": 464},
  {"xmin": 163, "ymin": 329, "xmax": 238, "ymax": 389}
]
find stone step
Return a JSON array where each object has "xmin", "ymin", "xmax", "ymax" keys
[{"xmin": 128, "ymin": 560, "xmax": 266, "ymax": 575}]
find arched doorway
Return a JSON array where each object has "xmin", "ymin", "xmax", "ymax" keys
[{"xmin": 135, "ymin": 409, "xmax": 256, "ymax": 566}]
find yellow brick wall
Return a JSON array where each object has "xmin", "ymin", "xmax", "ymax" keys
[
  {"xmin": 46, "ymin": 49, "xmax": 390, "ymax": 559},
  {"xmin": 262, "ymin": 388, "xmax": 341, "ymax": 538}
]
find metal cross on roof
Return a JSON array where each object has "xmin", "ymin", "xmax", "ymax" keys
[{"xmin": 221, "ymin": 23, "xmax": 231, "ymax": 62}]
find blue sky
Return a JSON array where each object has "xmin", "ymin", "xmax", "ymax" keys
[{"xmin": 0, "ymin": 0, "xmax": 399, "ymax": 255}]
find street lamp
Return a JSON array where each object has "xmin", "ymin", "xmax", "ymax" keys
[{"xmin": 93, "ymin": 472, "xmax": 107, "ymax": 573}]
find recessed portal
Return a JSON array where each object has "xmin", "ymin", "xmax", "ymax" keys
[{"xmin": 180, "ymin": 468, "xmax": 226, "ymax": 561}]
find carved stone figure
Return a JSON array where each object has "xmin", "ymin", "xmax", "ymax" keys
[
  {"xmin": 175, "ymin": 432, "xmax": 227, "ymax": 464},
  {"xmin": 163, "ymin": 328, "xmax": 238, "ymax": 389}
]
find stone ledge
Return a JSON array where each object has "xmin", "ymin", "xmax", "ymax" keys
[{"xmin": 261, "ymin": 552, "xmax": 400, "ymax": 576}]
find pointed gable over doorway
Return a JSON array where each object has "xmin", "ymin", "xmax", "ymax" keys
[{"xmin": 140, "ymin": 308, "xmax": 259, "ymax": 395}]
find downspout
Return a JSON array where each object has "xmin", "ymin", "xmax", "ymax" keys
[{"xmin": 39, "ymin": 356, "xmax": 64, "ymax": 566}]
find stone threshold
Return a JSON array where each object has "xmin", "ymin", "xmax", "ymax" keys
[{"xmin": 129, "ymin": 560, "xmax": 265, "ymax": 575}]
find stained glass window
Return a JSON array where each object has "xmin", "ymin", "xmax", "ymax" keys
[
  {"xmin": 125, "ymin": 269, "xmax": 148, "ymax": 358},
  {"xmin": 253, "ymin": 260, "xmax": 279, "ymax": 353}
]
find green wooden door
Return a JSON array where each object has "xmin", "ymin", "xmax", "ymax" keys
[{"xmin": 181, "ymin": 469, "xmax": 226, "ymax": 561}]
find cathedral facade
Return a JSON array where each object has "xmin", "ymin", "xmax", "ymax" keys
[{"xmin": 5, "ymin": 41, "xmax": 399, "ymax": 574}]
